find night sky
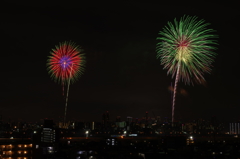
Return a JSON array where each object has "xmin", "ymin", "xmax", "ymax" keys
[{"xmin": 1, "ymin": 2, "xmax": 239, "ymax": 123}]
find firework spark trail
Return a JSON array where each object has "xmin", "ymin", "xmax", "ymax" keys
[
  {"xmin": 64, "ymin": 63, "xmax": 73, "ymax": 127},
  {"xmin": 172, "ymin": 63, "xmax": 180, "ymax": 126}
]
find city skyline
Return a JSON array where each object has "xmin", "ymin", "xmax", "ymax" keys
[{"xmin": 1, "ymin": 3, "xmax": 239, "ymax": 122}]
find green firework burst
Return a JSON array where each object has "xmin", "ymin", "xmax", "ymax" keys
[{"xmin": 156, "ymin": 15, "xmax": 218, "ymax": 84}]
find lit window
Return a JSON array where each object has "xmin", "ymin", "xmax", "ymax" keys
[{"xmin": 24, "ymin": 151, "xmax": 27, "ymax": 154}]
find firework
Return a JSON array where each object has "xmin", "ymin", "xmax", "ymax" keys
[
  {"xmin": 47, "ymin": 41, "xmax": 85, "ymax": 126},
  {"xmin": 47, "ymin": 41, "xmax": 85, "ymax": 87},
  {"xmin": 156, "ymin": 15, "xmax": 218, "ymax": 125}
]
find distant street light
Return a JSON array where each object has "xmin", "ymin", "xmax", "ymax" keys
[{"xmin": 85, "ymin": 130, "xmax": 89, "ymax": 138}]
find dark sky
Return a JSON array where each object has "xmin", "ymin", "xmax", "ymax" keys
[{"xmin": 1, "ymin": 2, "xmax": 239, "ymax": 123}]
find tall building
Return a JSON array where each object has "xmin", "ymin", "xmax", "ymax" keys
[
  {"xmin": 127, "ymin": 116, "xmax": 133, "ymax": 123},
  {"xmin": 91, "ymin": 122, "xmax": 95, "ymax": 130},
  {"xmin": 101, "ymin": 111, "xmax": 110, "ymax": 129},
  {"xmin": 230, "ymin": 123, "xmax": 240, "ymax": 135},
  {"xmin": 41, "ymin": 128, "xmax": 56, "ymax": 143},
  {"xmin": 41, "ymin": 120, "xmax": 56, "ymax": 143},
  {"xmin": 126, "ymin": 116, "xmax": 133, "ymax": 131}
]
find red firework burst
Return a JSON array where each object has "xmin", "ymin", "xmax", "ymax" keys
[{"xmin": 47, "ymin": 41, "xmax": 85, "ymax": 85}]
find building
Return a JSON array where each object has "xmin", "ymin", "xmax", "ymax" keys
[
  {"xmin": 0, "ymin": 138, "xmax": 33, "ymax": 159},
  {"xmin": 229, "ymin": 123, "xmax": 240, "ymax": 135},
  {"xmin": 126, "ymin": 116, "xmax": 133, "ymax": 131},
  {"xmin": 41, "ymin": 120, "xmax": 56, "ymax": 143},
  {"xmin": 41, "ymin": 128, "xmax": 56, "ymax": 143},
  {"xmin": 102, "ymin": 111, "xmax": 110, "ymax": 126}
]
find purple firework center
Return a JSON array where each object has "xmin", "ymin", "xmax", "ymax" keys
[{"xmin": 60, "ymin": 56, "xmax": 72, "ymax": 69}]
